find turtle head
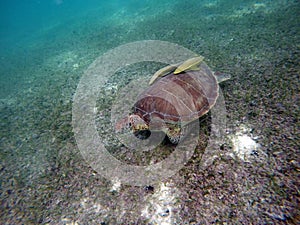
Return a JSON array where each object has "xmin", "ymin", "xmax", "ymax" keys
[{"xmin": 115, "ymin": 114, "xmax": 149, "ymax": 133}]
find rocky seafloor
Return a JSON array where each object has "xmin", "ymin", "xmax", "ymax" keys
[{"xmin": 0, "ymin": 0, "xmax": 299, "ymax": 224}]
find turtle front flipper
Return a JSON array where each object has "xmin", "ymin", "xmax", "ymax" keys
[
  {"xmin": 129, "ymin": 115, "xmax": 149, "ymax": 132},
  {"xmin": 166, "ymin": 126, "xmax": 182, "ymax": 144}
]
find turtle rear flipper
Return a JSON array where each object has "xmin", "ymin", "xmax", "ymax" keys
[{"xmin": 213, "ymin": 71, "xmax": 231, "ymax": 83}]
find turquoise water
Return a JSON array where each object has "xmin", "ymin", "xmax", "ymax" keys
[{"xmin": 1, "ymin": 0, "xmax": 299, "ymax": 224}]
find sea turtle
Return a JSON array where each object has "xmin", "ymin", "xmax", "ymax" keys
[{"xmin": 115, "ymin": 56, "xmax": 230, "ymax": 144}]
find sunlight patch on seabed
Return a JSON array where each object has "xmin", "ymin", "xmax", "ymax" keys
[
  {"xmin": 79, "ymin": 197, "xmax": 104, "ymax": 214},
  {"xmin": 45, "ymin": 51, "xmax": 79, "ymax": 68},
  {"xmin": 109, "ymin": 2, "xmax": 174, "ymax": 34},
  {"xmin": 61, "ymin": 217, "xmax": 79, "ymax": 225},
  {"xmin": 231, "ymin": 3, "xmax": 267, "ymax": 18},
  {"xmin": 142, "ymin": 182, "xmax": 180, "ymax": 225},
  {"xmin": 200, "ymin": 0, "xmax": 298, "ymax": 22},
  {"xmin": 228, "ymin": 124, "xmax": 261, "ymax": 162},
  {"xmin": 0, "ymin": 97, "xmax": 17, "ymax": 106},
  {"xmin": 203, "ymin": 0, "xmax": 220, "ymax": 8},
  {"xmin": 110, "ymin": 178, "xmax": 122, "ymax": 192},
  {"xmin": 60, "ymin": 196, "xmax": 107, "ymax": 225},
  {"xmin": 227, "ymin": 0, "xmax": 297, "ymax": 19}
]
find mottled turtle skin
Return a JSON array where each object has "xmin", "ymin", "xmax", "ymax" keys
[{"xmin": 116, "ymin": 61, "xmax": 229, "ymax": 144}]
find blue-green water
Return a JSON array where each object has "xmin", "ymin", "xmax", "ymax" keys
[{"xmin": 0, "ymin": 0, "xmax": 299, "ymax": 224}]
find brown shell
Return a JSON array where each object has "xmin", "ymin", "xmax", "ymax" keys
[{"xmin": 133, "ymin": 62, "xmax": 219, "ymax": 127}]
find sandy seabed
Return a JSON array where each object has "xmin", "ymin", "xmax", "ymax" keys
[{"xmin": 0, "ymin": 0, "xmax": 299, "ymax": 224}]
